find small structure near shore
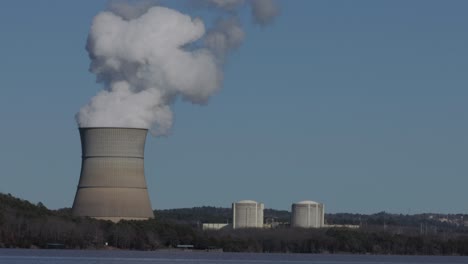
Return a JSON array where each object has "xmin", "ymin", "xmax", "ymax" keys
[
  {"xmin": 176, "ymin": 244, "xmax": 194, "ymax": 251},
  {"xmin": 202, "ymin": 223, "xmax": 229, "ymax": 230}
]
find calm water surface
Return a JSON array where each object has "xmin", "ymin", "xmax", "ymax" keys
[{"xmin": 0, "ymin": 249, "xmax": 467, "ymax": 264}]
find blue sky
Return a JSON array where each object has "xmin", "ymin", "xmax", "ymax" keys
[{"xmin": 0, "ymin": 1, "xmax": 467, "ymax": 214}]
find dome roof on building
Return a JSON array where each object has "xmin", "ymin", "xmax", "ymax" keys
[
  {"xmin": 295, "ymin": 200, "xmax": 320, "ymax": 205},
  {"xmin": 236, "ymin": 200, "xmax": 258, "ymax": 204}
]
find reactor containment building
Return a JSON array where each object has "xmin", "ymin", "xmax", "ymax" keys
[
  {"xmin": 232, "ymin": 200, "xmax": 264, "ymax": 229},
  {"xmin": 71, "ymin": 127, "xmax": 154, "ymax": 222},
  {"xmin": 291, "ymin": 200, "xmax": 324, "ymax": 228}
]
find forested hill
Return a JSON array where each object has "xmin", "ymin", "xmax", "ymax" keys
[
  {"xmin": 154, "ymin": 207, "xmax": 291, "ymax": 224},
  {"xmin": 155, "ymin": 206, "xmax": 468, "ymax": 232},
  {"xmin": 155, "ymin": 207, "xmax": 231, "ymax": 224},
  {"xmin": 2, "ymin": 192, "xmax": 468, "ymax": 255},
  {"xmin": 3, "ymin": 191, "xmax": 465, "ymax": 231},
  {"xmin": 0, "ymin": 193, "xmax": 51, "ymax": 219}
]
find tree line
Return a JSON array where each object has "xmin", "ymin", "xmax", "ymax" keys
[{"xmin": 1, "ymin": 192, "xmax": 468, "ymax": 255}]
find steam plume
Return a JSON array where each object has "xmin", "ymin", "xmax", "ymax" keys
[
  {"xmin": 106, "ymin": 0, "xmax": 160, "ymax": 20},
  {"xmin": 76, "ymin": 0, "xmax": 279, "ymax": 136},
  {"xmin": 198, "ymin": 0, "xmax": 279, "ymax": 25},
  {"xmin": 250, "ymin": 0, "xmax": 279, "ymax": 25}
]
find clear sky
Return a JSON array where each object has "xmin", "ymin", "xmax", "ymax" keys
[{"xmin": 0, "ymin": 0, "xmax": 467, "ymax": 214}]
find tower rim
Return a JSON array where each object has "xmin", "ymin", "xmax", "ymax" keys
[{"xmin": 79, "ymin": 127, "xmax": 148, "ymax": 131}]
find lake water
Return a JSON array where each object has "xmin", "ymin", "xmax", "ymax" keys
[{"xmin": 0, "ymin": 249, "xmax": 467, "ymax": 264}]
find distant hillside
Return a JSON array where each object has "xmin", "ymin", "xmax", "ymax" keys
[
  {"xmin": 0, "ymin": 193, "xmax": 51, "ymax": 219},
  {"xmin": 155, "ymin": 206, "xmax": 231, "ymax": 225},
  {"xmin": 155, "ymin": 205, "xmax": 467, "ymax": 232},
  {"xmin": 154, "ymin": 207, "xmax": 292, "ymax": 225}
]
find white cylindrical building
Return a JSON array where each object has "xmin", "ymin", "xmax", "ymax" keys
[
  {"xmin": 232, "ymin": 200, "xmax": 264, "ymax": 229},
  {"xmin": 291, "ymin": 200, "xmax": 324, "ymax": 228},
  {"xmin": 72, "ymin": 127, "xmax": 154, "ymax": 222}
]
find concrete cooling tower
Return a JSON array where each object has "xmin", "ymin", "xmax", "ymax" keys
[
  {"xmin": 291, "ymin": 200, "xmax": 324, "ymax": 228},
  {"xmin": 232, "ymin": 200, "xmax": 264, "ymax": 229},
  {"xmin": 72, "ymin": 127, "xmax": 154, "ymax": 222}
]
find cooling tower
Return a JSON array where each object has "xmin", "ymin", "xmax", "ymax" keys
[
  {"xmin": 291, "ymin": 200, "xmax": 324, "ymax": 228},
  {"xmin": 232, "ymin": 200, "xmax": 264, "ymax": 229},
  {"xmin": 72, "ymin": 127, "xmax": 154, "ymax": 222}
]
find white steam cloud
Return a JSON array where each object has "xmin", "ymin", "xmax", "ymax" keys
[
  {"xmin": 204, "ymin": 17, "xmax": 245, "ymax": 62},
  {"xmin": 250, "ymin": 0, "xmax": 279, "ymax": 25},
  {"xmin": 76, "ymin": 0, "xmax": 279, "ymax": 136},
  {"xmin": 106, "ymin": 0, "xmax": 160, "ymax": 20},
  {"xmin": 198, "ymin": 0, "xmax": 279, "ymax": 25}
]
